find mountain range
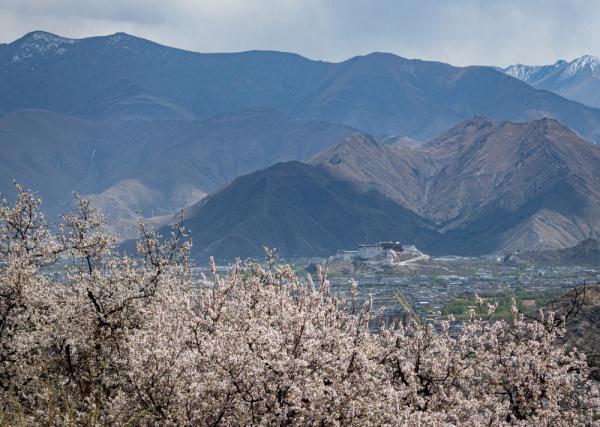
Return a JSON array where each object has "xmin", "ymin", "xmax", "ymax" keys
[
  {"xmin": 503, "ymin": 55, "xmax": 600, "ymax": 109},
  {"xmin": 3, "ymin": 30, "xmax": 600, "ymax": 258},
  {"xmin": 179, "ymin": 118, "xmax": 600, "ymax": 259},
  {"xmin": 4, "ymin": 31, "xmax": 600, "ymax": 142}
]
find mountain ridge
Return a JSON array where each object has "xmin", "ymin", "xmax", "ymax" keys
[
  {"xmin": 4, "ymin": 31, "xmax": 600, "ymax": 142},
  {"xmin": 180, "ymin": 160, "xmax": 440, "ymax": 260},
  {"xmin": 177, "ymin": 117, "xmax": 600, "ymax": 259}
]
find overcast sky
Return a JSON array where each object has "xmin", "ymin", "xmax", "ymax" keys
[{"xmin": 1, "ymin": 0, "xmax": 599, "ymax": 67}]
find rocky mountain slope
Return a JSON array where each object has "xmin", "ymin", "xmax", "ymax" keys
[
  {"xmin": 179, "ymin": 118, "xmax": 600, "ymax": 259},
  {"xmin": 421, "ymin": 117, "xmax": 600, "ymax": 252},
  {"xmin": 309, "ymin": 133, "xmax": 432, "ymax": 214},
  {"xmin": 325, "ymin": 118, "xmax": 600, "ymax": 253},
  {"xmin": 503, "ymin": 55, "xmax": 600, "ymax": 109},
  {"xmin": 180, "ymin": 161, "xmax": 439, "ymax": 260},
  {"xmin": 0, "ymin": 108, "xmax": 355, "ymax": 236}
]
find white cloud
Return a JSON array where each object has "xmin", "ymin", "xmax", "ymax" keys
[{"xmin": 0, "ymin": 0, "xmax": 599, "ymax": 66}]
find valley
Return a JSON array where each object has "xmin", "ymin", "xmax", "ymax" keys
[{"xmin": 198, "ymin": 248, "xmax": 600, "ymax": 328}]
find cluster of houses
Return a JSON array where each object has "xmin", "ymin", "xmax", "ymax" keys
[{"xmin": 333, "ymin": 241, "xmax": 424, "ymax": 266}]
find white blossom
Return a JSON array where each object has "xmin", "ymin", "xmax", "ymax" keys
[{"xmin": 0, "ymin": 184, "xmax": 597, "ymax": 425}]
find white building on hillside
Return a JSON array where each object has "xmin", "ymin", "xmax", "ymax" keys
[{"xmin": 334, "ymin": 241, "xmax": 424, "ymax": 262}]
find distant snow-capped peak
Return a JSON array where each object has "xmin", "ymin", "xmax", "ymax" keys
[
  {"xmin": 503, "ymin": 55, "xmax": 600, "ymax": 83},
  {"xmin": 563, "ymin": 55, "xmax": 600, "ymax": 78}
]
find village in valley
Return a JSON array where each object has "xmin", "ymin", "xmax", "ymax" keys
[{"xmin": 284, "ymin": 241, "xmax": 600, "ymax": 325}]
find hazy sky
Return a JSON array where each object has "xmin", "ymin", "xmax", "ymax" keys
[{"xmin": 1, "ymin": 0, "xmax": 599, "ymax": 66}]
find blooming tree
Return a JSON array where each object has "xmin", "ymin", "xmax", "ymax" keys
[{"xmin": 0, "ymin": 184, "xmax": 598, "ymax": 425}]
